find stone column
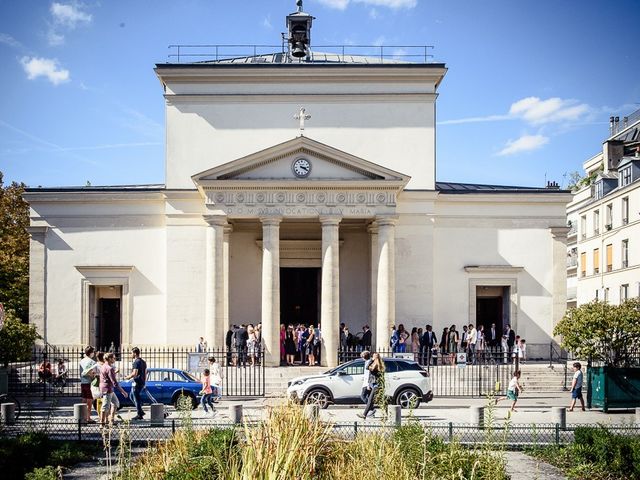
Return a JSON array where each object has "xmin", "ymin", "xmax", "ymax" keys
[
  {"xmin": 368, "ymin": 222, "xmax": 378, "ymax": 349},
  {"xmin": 223, "ymin": 224, "xmax": 233, "ymax": 342},
  {"xmin": 320, "ymin": 216, "xmax": 341, "ymax": 368},
  {"xmin": 261, "ymin": 217, "xmax": 282, "ymax": 367},
  {"xmin": 204, "ymin": 215, "xmax": 227, "ymax": 349},
  {"xmin": 27, "ymin": 227, "xmax": 48, "ymax": 344},
  {"xmin": 550, "ymin": 227, "xmax": 570, "ymax": 336},
  {"xmin": 375, "ymin": 216, "xmax": 398, "ymax": 353}
]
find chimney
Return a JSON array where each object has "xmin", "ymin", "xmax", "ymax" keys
[
  {"xmin": 546, "ymin": 181, "xmax": 560, "ymax": 190},
  {"xmin": 609, "ymin": 116, "xmax": 615, "ymax": 136}
]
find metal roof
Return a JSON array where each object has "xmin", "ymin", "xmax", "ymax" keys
[{"xmin": 435, "ymin": 182, "xmax": 567, "ymax": 194}]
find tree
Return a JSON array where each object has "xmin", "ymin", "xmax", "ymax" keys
[
  {"xmin": 554, "ymin": 298, "xmax": 640, "ymax": 367},
  {"xmin": 0, "ymin": 310, "xmax": 40, "ymax": 366},
  {"xmin": 0, "ymin": 171, "xmax": 30, "ymax": 321}
]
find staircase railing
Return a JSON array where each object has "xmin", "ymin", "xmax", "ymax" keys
[{"xmin": 549, "ymin": 341, "xmax": 569, "ymax": 390}]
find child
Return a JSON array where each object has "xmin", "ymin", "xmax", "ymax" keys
[
  {"xmin": 519, "ymin": 339, "xmax": 526, "ymax": 363},
  {"xmin": 200, "ymin": 368, "xmax": 215, "ymax": 416},
  {"xmin": 568, "ymin": 362, "xmax": 585, "ymax": 412},
  {"xmin": 497, "ymin": 370, "xmax": 522, "ymax": 412}
]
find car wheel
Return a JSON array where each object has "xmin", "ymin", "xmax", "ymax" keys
[
  {"xmin": 173, "ymin": 392, "xmax": 197, "ymax": 410},
  {"xmin": 304, "ymin": 389, "xmax": 331, "ymax": 409},
  {"xmin": 395, "ymin": 388, "xmax": 421, "ymax": 409}
]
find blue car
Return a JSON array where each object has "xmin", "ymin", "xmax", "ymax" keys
[{"xmin": 115, "ymin": 368, "xmax": 202, "ymax": 409}]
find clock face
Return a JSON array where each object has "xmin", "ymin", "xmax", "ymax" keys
[{"xmin": 292, "ymin": 158, "xmax": 311, "ymax": 178}]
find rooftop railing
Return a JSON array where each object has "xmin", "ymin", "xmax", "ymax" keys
[{"xmin": 166, "ymin": 44, "xmax": 435, "ymax": 64}]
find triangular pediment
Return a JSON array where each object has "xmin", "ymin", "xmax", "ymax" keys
[{"xmin": 192, "ymin": 136, "xmax": 410, "ymax": 187}]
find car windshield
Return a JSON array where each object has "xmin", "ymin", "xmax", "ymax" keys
[{"xmin": 182, "ymin": 371, "xmax": 199, "ymax": 382}]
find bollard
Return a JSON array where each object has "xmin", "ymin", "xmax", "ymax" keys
[
  {"xmin": 1, "ymin": 403, "xmax": 15, "ymax": 425},
  {"xmin": 470, "ymin": 406, "xmax": 484, "ymax": 428},
  {"xmin": 73, "ymin": 403, "xmax": 88, "ymax": 423},
  {"xmin": 552, "ymin": 406, "xmax": 567, "ymax": 430},
  {"xmin": 388, "ymin": 405, "xmax": 402, "ymax": 427},
  {"xmin": 150, "ymin": 403, "xmax": 164, "ymax": 426},
  {"xmin": 304, "ymin": 404, "xmax": 320, "ymax": 421},
  {"xmin": 228, "ymin": 404, "xmax": 243, "ymax": 424}
]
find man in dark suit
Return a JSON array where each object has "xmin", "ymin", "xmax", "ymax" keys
[
  {"xmin": 361, "ymin": 325, "xmax": 372, "ymax": 351},
  {"xmin": 421, "ymin": 325, "xmax": 438, "ymax": 366},
  {"xmin": 225, "ymin": 325, "xmax": 237, "ymax": 366},
  {"xmin": 235, "ymin": 324, "xmax": 248, "ymax": 367},
  {"xmin": 504, "ymin": 324, "xmax": 516, "ymax": 356},
  {"xmin": 487, "ymin": 323, "xmax": 499, "ymax": 350}
]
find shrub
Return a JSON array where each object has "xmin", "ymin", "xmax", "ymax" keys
[{"xmin": 25, "ymin": 466, "xmax": 60, "ymax": 480}]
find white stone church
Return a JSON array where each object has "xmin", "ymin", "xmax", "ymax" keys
[{"xmin": 24, "ymin": 3, "xmax": 570, "ymax": 366}]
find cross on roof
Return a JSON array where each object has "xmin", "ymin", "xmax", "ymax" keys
[{"xmin": 294, "ymin": 107, "xmax": 311, "ymax": 135}]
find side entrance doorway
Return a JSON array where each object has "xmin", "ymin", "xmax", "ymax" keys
[
  {"xmin": 91, "ymin": 285, "xmax": 122, "ymax": 350},
  {"xmin": 280, "ymin": 267, "xmax": 320, "ymax": 327},
  {"xmin": 475, "ymin": 285, "xmax": 510, "ymax": 339}
]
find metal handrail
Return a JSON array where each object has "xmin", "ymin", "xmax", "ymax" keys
[
  {"xmin": 549, "ymin": 342, "xmax": 569, "ymax": 390},
  {"xmin": 166, "ymin": 44, "xmax": 435, "ymax": 63}
]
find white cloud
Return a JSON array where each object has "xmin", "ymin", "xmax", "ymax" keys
[
  {"xmin": 48, "ymin": 2, "xmax": 92, "ymax": 45},
  {"xmin": 0, "ymin": 33, "xmax": 22, "ymax": 48},
  {"xmin": 316, "ymin": 0, "xmax": 350, "ymax": 9},
  {"xmin": 50, "ymin": 2, "xmax": 92, "ymax": 28},
  {"xmin": 354, "ymin": 0, "xmax": 417, "ymax": 8},
  {"xmin": 262, "ymin": 14, "xmax": 272, "ymax": 29},
  {"xmin": 20, "ymin": 56, "xmax": 70, "ymax": 85},
  {"xmin": 369, "ymin": 8, "xmax": 379, "ymax": 19},
  {"xmin": 497, "ymin": 134, "xmax": 549, "ymax": 156},
  {"xmin": 316, "ymin": 0, "xmax": 416, "ymax": 9},
  {"xmin": 509, "ymin": 97, "xmax": 589, "ymax": 125}
]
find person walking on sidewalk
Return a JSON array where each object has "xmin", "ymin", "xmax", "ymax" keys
[
  {"xmin": 358, "ymin": 351, "xmax": 372, "ymax": 408},
  {"xmin": 125, "ymin": 347, "xmax": 147, "ymax": 420},
  {"xmin": 568, "ymin": 362, "xmax": 586, "ymax": 412},
  {"xmin": 358, "ymin": 352, "xmax": 384, "ymax": 419},
  {"xmin": 200, "ymin": 368, "xmax": 216, "ymax": 416},
  {"xmin": 79, "ymin": 346, "xmax": 97, "ymax": 424},
  {"xmin": 497, "ymin": 370, "xmax": 522, "ymax": 412}
]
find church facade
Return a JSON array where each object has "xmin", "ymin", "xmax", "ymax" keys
[{"xmin": 24, "ymin": 6, "xmax": 571, "ymax": 367}]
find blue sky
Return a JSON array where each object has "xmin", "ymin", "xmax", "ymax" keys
[{"xmin": 0, "ymin": 0, "xmax": 639, "ymax": 188}]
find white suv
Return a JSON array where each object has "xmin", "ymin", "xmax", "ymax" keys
[{"xmin": 287, "ymin": 357, "xmax": 433, "ymax": 409}]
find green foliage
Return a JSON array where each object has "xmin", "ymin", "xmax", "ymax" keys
[
  {"xmin": 25, "ymin": 466, "xmax": 60, "ymax": 480},
  {"xmin": 0, "ymin": 432, "xmax": 98, "ymax": 479},
  {"xmin": 531, "ymin": 426, "xmax": 640, "ymax": 480},
  {"xmin": 0, "ymin": 171, "xmax": 30, "ymax": 321},
  {"xmin": 0, "ymin": 313, "xmax": 40, "ymax": 366},
  {"xmin": 567, "ymin": 164, "xmax": 604, "ymax": 191},
  {"xmin": 554, "ymin": 298, "xmax": 640, "ymax": 366}
]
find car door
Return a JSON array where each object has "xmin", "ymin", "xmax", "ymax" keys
[
  {"xmin": 331, "ymin": 360, "xmax": 364, "ymax": 402},
  {"xmin": 383, "ymin": 360, "xmax": 401, "ymax": 396},
  {"xmin": 164, "ymin": 370, "xmax": 191, "ymax": 403},
  {"xmin": 146, "ymin": 370, "xmax": 166, "ymax": 403}
]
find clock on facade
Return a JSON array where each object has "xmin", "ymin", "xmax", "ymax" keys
[{"xmin": 292, "ymin": 158, "xmax": 312, "ymax": 178}]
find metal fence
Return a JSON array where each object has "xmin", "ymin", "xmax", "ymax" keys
[
  {"xmin": 1, "ymin": 417, "xmax": 639, "ymax": 449},
  {"xmin": 7, "ymin": 347, "xmax": 265, "ymax": 399},
  {"xmin": 338, "ymin": 348, "xmax": 515, "ymax": 397}
]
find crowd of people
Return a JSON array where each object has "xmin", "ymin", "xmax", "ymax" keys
[{"xmin": 389, "ymin": 322, "xmax": 527, "ymax": 366}]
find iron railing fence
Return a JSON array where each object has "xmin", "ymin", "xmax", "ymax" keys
[
  {"xmin": 1, "ymin": 418, "xmax": 639, "ymax": 448},
  {"xmin": 7, "ymin": 347, "xmax": 265, "ymax": 399},
  {"xmin": 167, "ymin": 44, "xmax": 435, "ymax": 64},
  {"xmin": 338, "ymin": 348, "xmax": 519, "ymax": 397}
]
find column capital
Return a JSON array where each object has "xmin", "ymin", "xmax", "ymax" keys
[
  {"xmin": 375, "ymin": 215, "xmax": 399, "ymax": 227},
  {"xmin": 319, "ymin": 215, "xmax": 342, "ymax": 226},
  {"xmin": 259, "ymin": 216, "xmax": 283, "ymax": 227},
  {"xmin": 204, "ymin": 214, "xmax": 228, "ymax": 227}
]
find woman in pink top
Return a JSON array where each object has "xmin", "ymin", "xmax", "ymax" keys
[
  {"xmin": 99, "ymin": 352, "xmax": 127, "ymax": 425},
  {"xmin": 200, "ymin": 368, "xmax": 215, "ymax": 415}
]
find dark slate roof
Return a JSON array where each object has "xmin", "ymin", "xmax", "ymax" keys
[
  {"xmin": 24, "ymin": 184, "xmax": 167, "ymax": 192},
  {"xmin": 435, "ymin": 182, "xmax": 568, "ymax": 194}
]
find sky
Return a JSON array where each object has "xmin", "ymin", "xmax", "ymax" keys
[{"xmin": 0, "ymin": 0, "xmax": 639, "ymax": 189}]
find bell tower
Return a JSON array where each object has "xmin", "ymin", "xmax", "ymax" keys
[{"xmin": 286, "ymin": 0, "xmax": 315, "ymax": 59}]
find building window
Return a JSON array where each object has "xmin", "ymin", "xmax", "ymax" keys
[
  {"xmin": 620, "ymin": 166, "xmax": 632, "ymax": 187},
  {"xmin": 604, "ymin": 287, "xmax": 609, "ymax": 303},
  {"xmin": 622, "ymin": 197, "xmax": 629, "ymax": 225},
  {"xmin": 580, "ymin": 252, "xmax": 587, "ymax": 277},
  {"xmin": 595, "ymin": 289, "xmax": 599, "ymax": 301},
  {"xmin": 595, "ymin": 181, "xmax": 603, "ymax": 199},
  {"xmin": 622, "ymin": 239, "xmax": 629, "ymax": 268},
  {"xmin": 593, "ymin": 210, "xmax": 600, "ymax": 236},
  {"xmin": 621, "ymin": 284, "xmax": 629, "ymax": 301},
  {"xmin": 606, "ymin": 244, "xmax": 613, "ymax": 272},
  {"xmin": 580, "ymin": 215, "xmax": 587, "ymax": 239},
  {"xmin": 605, "ymin": 203, "xmax": 613, "ymax": 230},
  {"xmin": 593, "ymin": 248, "xmax": 600, "ymax": 274}
]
